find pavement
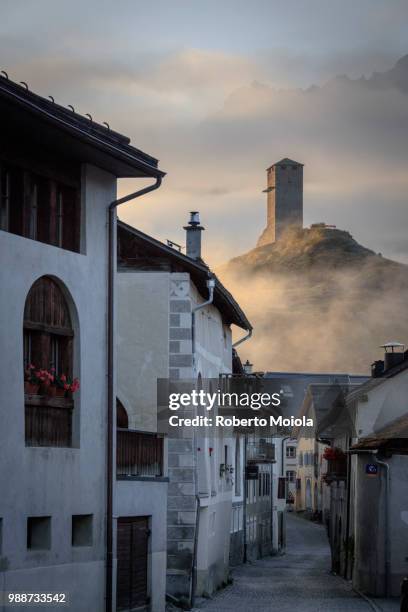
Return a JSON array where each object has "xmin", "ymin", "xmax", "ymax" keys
[{"xmin": 191, "ymin": 513, "xmax": 400, "ymax": 612}]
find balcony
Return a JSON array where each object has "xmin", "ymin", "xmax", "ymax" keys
[
  {"xmin": 117, "ymin": 429, "xmax": 164, "ymax": 478},
  {"xmin": 323, "ymin": 454, "xmax": 347, "ymax": 484},
  {"xmin": 25, "ymin": 396, "xmax": 73, "ymax": 447},
  {"xmin": 247, "ymin": 440, "xmax": 275, "ymax": 462}
]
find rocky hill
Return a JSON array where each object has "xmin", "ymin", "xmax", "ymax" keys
[{"xmin": 218, "ymin": 227, "xmax": 408, "ymax": 373}]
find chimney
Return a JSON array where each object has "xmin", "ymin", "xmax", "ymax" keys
[
  {"xmin": 243, "ymin": 360, "xmax": 253, "ymax": 375},
  {"xmin": 372, "ymin": 342, "xmax": 405, "ymax": 377},
  {"xmin": 184, "ymin": 211, "xmax": 204, "ymax": 260},
  {"xmin": 382, "ymin": 342, "xmax": 405, "ymax": 371}
]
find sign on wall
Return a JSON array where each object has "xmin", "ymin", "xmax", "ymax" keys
[{"xmin": 365, "ymin": 463, "xmax": 378, "ymax": 476}]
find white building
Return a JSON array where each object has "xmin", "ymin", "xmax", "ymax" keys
[
  {"xmin": 0, "ymin": 76, "xmax": 164, "ymax": 611},
  {"xmin": 348, "ymin": 345, "xmax": 408, "ymax": 597},
  {"xmin": 117, "ymin": 216, "xmax": 252, "ymax": 606}
]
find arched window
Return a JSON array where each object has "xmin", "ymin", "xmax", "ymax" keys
[
  {"xmin": 23, "ymin": 276, "xmax": 73, "ymax": 375},
  {"xmin": 116, "ymin": 399, "xmax": 129, "ymax": 429},
  {"xmin": 24, "ymin": 276, "xmax": 75, "ymax": 447}
]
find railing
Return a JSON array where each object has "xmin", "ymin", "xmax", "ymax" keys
[
  {"xmin": 117, "ymin": 429, "xmax": 164, "ymax": 478},
  {"xmin": 25, "ymin": 397, "xmax": 73, "ymax": 447}
]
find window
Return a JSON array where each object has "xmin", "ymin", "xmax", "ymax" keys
[
  {"xmin": 24, "ymin": 277, "xmax": 75, "ymax": 447},
  {"xmin": 72, "ymin": 515, "xmax": 93, "ymax": 547},
  {"xmin": 117, "ymin": 399, "xmax": 129, "ymax": 429},
  {"xmin": 277, "ymin": 477, "xmax": 286, "ymax": 499},
  {"xmin": 286, "ymin": 445, "xmax": 296, "ymax": 458},
  {"xmin": 298, "ymin": 452, "xmax": 303, "ymax": 466},
  {"xmin": 0, "ymin": 166, "xmax": 10, "ymax": 230},
  {"xmin": 286, "ymin": 470, "xmax": 296, "ymax": 483},
  {"xmin": 0, "ymin": 161, "xmax": 80, "ymax": 252},
  {"xmin": 27, "ymin": 516, "xmax": 51, "ymax": 550}
]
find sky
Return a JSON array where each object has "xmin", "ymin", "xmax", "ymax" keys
[{"xmin": 1, "ymin": 0, "xmax": 408, "ymax": 266}]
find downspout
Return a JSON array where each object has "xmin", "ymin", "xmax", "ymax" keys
[
  {"xmin": 344, "ymin": 437, "xmax": 352, "ymax": 580},
  {"xmin": 190, "ymin": 494, "xmax": 200, "ymax": 609},
  {"xmin": 191, "ymin": 277, "xmax": 215, "ymax": 371},
  {"xmin": 243, "ymin": 433, "xmax": 248, "ymax": 563},
  {"xmin": 189, "ymin": 277, "xmax": 214, "ymax": 606},
  {"xmin": 232, "ymin": 328, "xmax": 252, "ymax": 349},
  {"xmin": 281, "ymin": 437, "xmax": 290, "ymax": 477},
  {"xmin": 106, "ymin": 175, "xmax": 162, "ymax": 612}
]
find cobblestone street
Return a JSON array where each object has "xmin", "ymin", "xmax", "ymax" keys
[{"xmin": 193, "ymin": 513, "xmax": 373, "ymax": 612}]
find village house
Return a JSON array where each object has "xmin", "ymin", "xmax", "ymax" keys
[
  {"xmin": 116, "ymin": 214, "xmax": 252, "ymax": 606},
  {"xmin": 264, "ymin": 372, "xmax": 365, "ymax": 516},
  {"xmin": 0, "ymin": 76, "xmax": 164, "ymax": 611},
  {"xmin": 293, "ymin": 378, "xmax": 366, "ymax": 521},
  {"xmin": 226, "ymin": 360, "xmax": 280, "ymax": 564},
  {"xmin": 321, "ymin": 343, "xmax": 408, "ymax": 597}
]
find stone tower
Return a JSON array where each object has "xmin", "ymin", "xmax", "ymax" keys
[{"xmin": 257, "ymin": 158, "xmax": 303, "ymax": 247}]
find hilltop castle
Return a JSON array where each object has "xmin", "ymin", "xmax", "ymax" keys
[{"xmin": 257, "ymin": 158, "xmax": 303, "ymax": 247}]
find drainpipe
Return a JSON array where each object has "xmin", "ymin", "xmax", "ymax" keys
[
  {"xmin": 191, "ymin": 277, "xmax": 215, "ymax": 371},
  {"xmin": 232, "ymin": 328, "xmax": 252, "ymax": 349},
  {"xmin": 106, "ymin": 175, "xmax": 162, "ymax": 612},
  {"xmin": 188, "ymin": 281, "xmax": 214, "ymax": 604},
  {"xmin": 344, "ymin": 436, "xmax": 352, "ymax": 580},
  {"xmin": 281, "ymin": 437, "xmax": 290, "ymax": 477},
  {"xmin": 243, "ymin": 433, "xmax": 248, "ymax": 563},
  {"xmin": 190, "ymin": 494, "xmax": 201, "ymax": 608}
]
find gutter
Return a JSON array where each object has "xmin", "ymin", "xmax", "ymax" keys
[{"xmin": 106, "ymin": 175, "xmax": 163, "ymax": 612}]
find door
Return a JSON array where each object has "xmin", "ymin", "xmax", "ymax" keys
[{"xmin": 117, "ymin": 516, "xmax": 150, "ymax": 611}]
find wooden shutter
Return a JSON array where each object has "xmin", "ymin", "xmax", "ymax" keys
[
  {"xmin": 277, "ymin": 477, "xmax": 286, "ymax": 499},
  {"xmin": 36, "ymin": 177, "xmax": 51, "ymax": 244},
  {"xmin": 61, "ymin": 185, "xmax": 79, "ymax": 252},
  {"xmin": 8, "ymin": 166, "xmax": 24, "ymax": 236}
]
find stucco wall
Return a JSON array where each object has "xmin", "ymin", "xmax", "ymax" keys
[
  {"xmin": 117, "ymin": 271, "xmax": 169, "ymax": 431},
  {"xmin": 0, "ymin": 164, "xmax": 115, "ymax": 611},
  {"xmin": 354, "ymin": 453, "xmax": 408, "ymax": 597},
  {"xmin": 116, "ymin": 270, "xmax": 170, "ymax": 611},
  {"xmin": 115, "ymin": 480, "xmax": 168, "ymax": 612}
]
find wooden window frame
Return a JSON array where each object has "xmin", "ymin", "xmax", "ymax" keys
[
  {"xmin": 0, "ymin": 159, "xmax": 80, "ymax": 253},
  {"xmin": 23, "ymin": 277, "xmax": 75, "ymax": 448}
]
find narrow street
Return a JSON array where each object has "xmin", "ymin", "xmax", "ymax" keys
[{"xmin": 193, "ymin": 513, "xmax": 373, "ymax": 612}]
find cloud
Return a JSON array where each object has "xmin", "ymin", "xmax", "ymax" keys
[{"xmin": 2, "ymin": 17, "xmax": 408, "ymax": 268}]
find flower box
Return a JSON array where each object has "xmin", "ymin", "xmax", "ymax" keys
[{"xmin": 24, "ymin": 381, "xmax": 40, "ymax": 395}]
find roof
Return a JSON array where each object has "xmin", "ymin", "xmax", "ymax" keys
[
  {"xmin": 117, "ymin": 220, "xmax": 252, "ymax": 331},
  {"xmin": 351, "ymin": 413, "xmax": 408, "ymax": 452},
  {"xmin": 346, "ymin": 352, "xmax": 408, "ymax": 406},
  {"xmin": 263, "ymin": 372, "xmax": 367, "ymax": 419},
  {"xmin": 267, "ymin": 158, "xmax": 304, "ymax": 170},
  {"xmin": 292, "ymin": 382, "xmax": 350, "ymax": 438},
  {"xmin": 0, "ymin": 75, "xmax": 165, "ymax": 179}
]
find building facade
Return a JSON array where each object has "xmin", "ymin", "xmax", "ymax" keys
[
  {"xmin": 117, "ymin": 218, "xmax": 252, "ymax": 606},
  {"xmin": 0, "ymin": 76, "xmax": 163, "ymax": 612}
]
